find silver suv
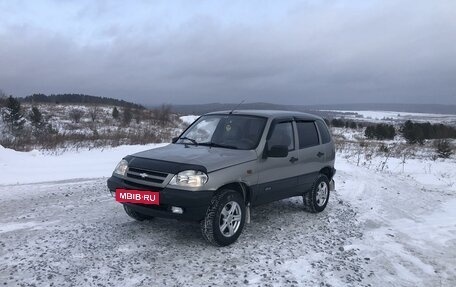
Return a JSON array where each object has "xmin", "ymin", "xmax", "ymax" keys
[{"xmin": 107, "ymin": 110, "xmax": 336, "ymax": 246}]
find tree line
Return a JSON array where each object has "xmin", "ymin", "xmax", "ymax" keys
[
  {"xmin": 328, "ymin": 117, "xmax": 454, "ymax": 158},
  {"xmin": 329, "ymin": 118, "xmax": 360, "ymax": 129},
  {"xmin": 362, "ymin": 120, "xmax": 456, "ymax": 143},
  {"xmin": 21, "ymin": 93, "xmax": 144, "ymax": 109},
  {"xmin": 400, "ymin": 120, "xmax": 456, "ymax": 144},
  {"xmin": 365, "ymin": 124, "xmax": 396, "ymax": 140}
]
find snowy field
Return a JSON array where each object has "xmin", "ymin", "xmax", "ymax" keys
[
  {"xmin": 0, "ymin": 144, "xmax": 167, "ymax": 185},
  {"xmin": 322, "ymin": 110, "xmax": 456, "ymax": 125},
  {"xmin": 0, "ymin": 145, "xmax": 455, "ymax": 286}
]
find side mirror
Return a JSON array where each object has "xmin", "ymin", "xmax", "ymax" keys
[
  {"xmin": 172, "ymin": 136, "xmax": 179, "ymax": 143},
  {"xmin": 267, "ymin": 145, "xmax": 288, "ymax": 158}
]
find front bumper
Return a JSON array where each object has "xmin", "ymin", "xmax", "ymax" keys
[{"xmin": 107, "ymin": 176, "xmax": 213, "ymax": 221}]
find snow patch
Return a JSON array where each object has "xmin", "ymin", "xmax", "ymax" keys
[
  {"xmin": 0, "ymin": 221, "xmax": 54, "ymax": 233},
  {"xmin": 0, "ymin": 144, "xmax": 167, "ymax": 185},
  {"xmin": 180, "ymin": 115, "xmax": 199, "ymax": 125}
]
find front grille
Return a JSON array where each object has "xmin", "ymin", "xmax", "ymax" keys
[
  {"xmin": 128, "ymin": 167, "xmax": 168, "ymax": 178},
  {"xmin": 127, "ymin": 173, "xmax": 163, "ymax": 183},
  {"xmin": 126, "ymin": 167, "xmax": 169, "ymax": 184},
  {"xmin": 123, "ymin": 179, "xmax": 163, "ymax": 190}
]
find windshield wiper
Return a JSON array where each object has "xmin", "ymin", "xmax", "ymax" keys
[
  {"xmin": 199, "ymin": 142, "xmax": 238, "ymax": 149},
  {"xmin": 179, "ymin": 137, "xmax": 198, "ymax": 145}
]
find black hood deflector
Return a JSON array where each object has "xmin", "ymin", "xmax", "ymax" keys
[{"xmin": 124, "ymin": 155, "xmax": 207, "ymax": 174}]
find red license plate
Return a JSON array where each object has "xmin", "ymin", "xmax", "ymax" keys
[{"xmin": 115, "ymin": 189, "xmax": 160, "ymax": 205}]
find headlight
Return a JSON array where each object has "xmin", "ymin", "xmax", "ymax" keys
[
  {"xmin": 169, "ymin": 170, "xmax": 208, "ymax": 187},
  {"xmin": 113, "ymin": 159, "xmax": 128, "ymax": 176}
]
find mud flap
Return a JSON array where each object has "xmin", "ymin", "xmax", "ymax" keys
[{"xmin": 329, "ymin": 179, "xmax": 335, "ymax": 191}]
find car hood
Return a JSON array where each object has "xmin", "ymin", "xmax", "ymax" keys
[{"xmin": 131, "ymin": 144, "xmax": 258, "ymax": 172}]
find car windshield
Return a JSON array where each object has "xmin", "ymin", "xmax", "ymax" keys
[{"xmin": 177, "ymin": 114, "xmax": 267, "ymax": 150}]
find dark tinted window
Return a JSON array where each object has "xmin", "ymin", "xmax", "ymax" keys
[
  {"xmin": 297, "ymin": 121, "xmax": 319, "ymax": 148},
  {"xmin": 316, "ymin": 120, "xmax": 331, "ymax": 144},
  {"xmin": 268, "ymin": 122, "xmax": 295, "ymax": 151},
  {"xmin": 211, "ymin": 116, "xmax": 267, "ymax": 149}
]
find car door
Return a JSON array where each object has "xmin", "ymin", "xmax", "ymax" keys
[
  {"xmin": 254, "ymin": 119, "xmax": 300, "ymax": 205},
  {"xmin": 315, "ymin": 119, "xmax": 336, "ymax": 162},
  {"xmin": 295, "ymin": 121, "xmax": 325, "ymax": 192}
]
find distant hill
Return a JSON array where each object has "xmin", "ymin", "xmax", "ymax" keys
[
  {"xmin": 306, "ymin": 103, "xmax": 456, "ymax": 114},
  {"xmin": 169, "ymin": 102, "xmax": 292, "ymax": 115},
  {"xmin": 21, "ymin": 94, "xmax": 144, "ymax": 109},
  {"xmin": 170, "ymin": 102, "xmax": 456, "ymax": 115}
]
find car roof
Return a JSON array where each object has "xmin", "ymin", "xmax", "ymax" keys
[{"xmin": 205, "ymin": 109, "xmax": 322, "ymax": 121}]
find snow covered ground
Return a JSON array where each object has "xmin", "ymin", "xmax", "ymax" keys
[
  {"xmin": 0, "ymin": 145, "xmax": 455, "ymax": 286},
  {"xmin": 0, "ymin": 144, "xmax": 167, "ymax": 185},
  {"xmin": 322, "ymin": 110, "xmax": 456, "ymax": 125},
  {"xmin": 336, "ymin": 157, "xmax": 456, "ymax": 286}
]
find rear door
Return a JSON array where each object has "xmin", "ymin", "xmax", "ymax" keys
[
  {"xmin": 254, "ymin": 120, "xmax": 300, "ymax": 205},
  {"xmin": 295, "ymin": 121, "xmax": 325, "ymax": 192},
  {"xmin": 315, "ymin": 119, "xmax": 335, "ymax": 162}
]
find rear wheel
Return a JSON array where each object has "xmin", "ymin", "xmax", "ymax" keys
[
  {"xmin": 303, "ymin": 174, "xmax": 330, "ymax": 213},
  {"xmin": 201, "ymin": 189, "xmax": 246, "ymax": 246},
  {"xmin": 123, "ymin": 204, "xmax": 154, "ymax": 221}
]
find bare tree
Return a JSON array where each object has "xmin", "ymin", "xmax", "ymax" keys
[
  {"xmin": 89, "ymin": 106, "xmax": 100, "ymax": 122},
  {"xmin": 69, "ymin": 109, "xmax": 84, "ymax": 123},
  {"xmin": 155, "ymin": 104, "xmax": 172, "ymax": 125}
]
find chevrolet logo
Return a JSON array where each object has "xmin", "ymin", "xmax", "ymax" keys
[{"xmin": 139, "ymin": 173, "xmax": 148, "ymax": 178}]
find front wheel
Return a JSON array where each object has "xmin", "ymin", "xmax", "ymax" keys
[
  {"xmin": 200, "ymin": 190, "xmax": 246, "ymax": 246},
  {"xmin": 303, "ymin": 174, "xmax": 330, "ymax": 213}
]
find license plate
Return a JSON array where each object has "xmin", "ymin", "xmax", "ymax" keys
[{"xmin": 115, "ymin": 189, "xmax": 160, "ymax": 205}]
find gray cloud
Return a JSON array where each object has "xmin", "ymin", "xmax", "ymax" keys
[{"xmin": 0, "ymin": 0, "xmax": 455, "ymax": 105}]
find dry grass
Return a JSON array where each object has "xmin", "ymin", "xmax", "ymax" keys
[{"xmin": 0, "ymin": 103, "xmax": 185, "ymax": 151}]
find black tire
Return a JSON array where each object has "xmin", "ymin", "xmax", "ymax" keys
[
  {"xmin": 123, "ymin": 204, "xmax": 154, "ymax": 221},
  {"xmin": 200, "ymin": 189, "xmax": 246, "ymax": 246},
  {"xmin": 303, "ymin": 174, "xmax": 330, "ymax": 213}
]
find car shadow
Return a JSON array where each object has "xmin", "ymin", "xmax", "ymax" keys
[{"xmin": 113, "ymin": 196, "xmax": 324, "ymax": 248}]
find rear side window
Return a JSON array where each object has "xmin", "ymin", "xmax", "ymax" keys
[
  {"xmin": 296, "ymin": 121, "xmax": 319, "ymax": 149},
  {"xmin": 316, "ymin": 120, "xmax": 331, "ymax": 144}
]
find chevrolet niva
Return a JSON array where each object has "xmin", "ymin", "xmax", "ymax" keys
[{"xmin": 107, "ymin": 110, "xmax": 335, "ymax": 246}]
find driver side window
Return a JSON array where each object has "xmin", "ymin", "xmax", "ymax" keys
[{"xmin": 269, "ymin": 122, "xmax": 295, "ymax": 151}]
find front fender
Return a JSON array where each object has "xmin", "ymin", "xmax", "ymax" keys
[{"xmin": 204, "ymin": 160, "xmax": 258, "ymax": 191}]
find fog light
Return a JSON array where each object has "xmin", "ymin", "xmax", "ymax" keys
[{"xmin": 171, "ymin": 206, "xmax": 183, "ymax": 214}]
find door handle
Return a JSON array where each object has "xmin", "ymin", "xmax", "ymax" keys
[
  {"xmin": 317, "ymin": 152, "xmax": 325, "ymax": 158},
  {"xmin": 289, "ymin": 157, "xmax": 298, "ymax": 163}
]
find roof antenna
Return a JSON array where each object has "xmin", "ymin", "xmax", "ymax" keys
[{"xmin": 229, "ymin": 99, "xmax": 245, "ymax": 114}]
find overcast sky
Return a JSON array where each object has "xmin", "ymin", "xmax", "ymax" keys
[{"xmin": 0, "ymin": 0, "xmax": 455, "ymax": 105}]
